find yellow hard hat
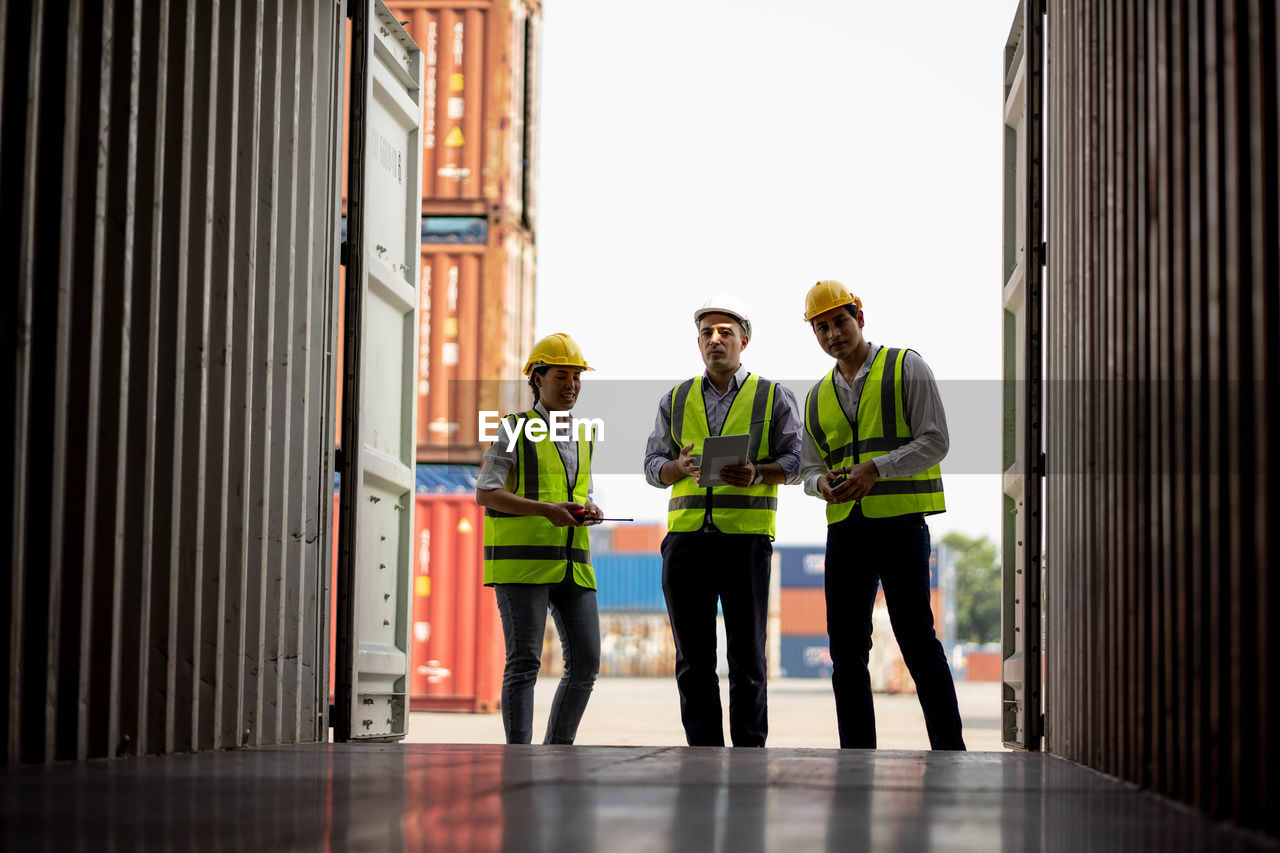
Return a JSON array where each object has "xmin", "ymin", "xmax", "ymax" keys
[
  {"xmin": 803, "ymin": 280, "xmax": 862, "ymax": 322},
  {"xmin": 522, "ymin": 332, "xmax": 594, "ymax": 376}
]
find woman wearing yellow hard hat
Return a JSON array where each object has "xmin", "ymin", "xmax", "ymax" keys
[{"xmin": 475, "ymin": 332, "xmax": 604, "ymax": 744}]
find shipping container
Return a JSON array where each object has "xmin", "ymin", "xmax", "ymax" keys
[
  {"xmin": 593, "ymin": 554, "xmax": 666, "ymax": 613},
  {"xmin": 776, "ymin": 547, "xmax": 826, "ymax": 588},
  {"xmin": 779, "ymin": 587, "xmax": 826, "ymax": 636},
  {"xmin": 343, "ymin": 1, "xmax": 540, "ymax": 226},
  {"xmin": 965, "ymin": 651, "xmax": 1004, "ymax": 683},
  {"xmin": 778, "ymin": 635, "xmax": 832, "ymax": 679},
  {"xmin": 608, "ymin": 523, "xmax": 667, "ymax": 554},
  {"xmin": 416, "ymin": 222, "xmax": 536, "ymax": 463}
]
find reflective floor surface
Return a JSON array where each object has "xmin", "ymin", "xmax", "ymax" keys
[{"xmin": 2, "ymin": 744, "xmax": 1276, "ymax": 851}]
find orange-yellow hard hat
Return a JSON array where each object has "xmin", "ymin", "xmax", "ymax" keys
[
  {"xmin": 522, "ymin": 332, "xmax": 594, "ymax": 376},
  {"xmin": 803, "ymin": 280, "xmax": 862, "ymax": 322}
]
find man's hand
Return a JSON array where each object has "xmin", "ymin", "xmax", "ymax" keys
[
  {"xmin": 719, "ymin": 462, "xmax": 756, "ymax": 488},
  {"xmin": 544, "ymin": 502, "xmax": 586, "ymax": 527},
  {"xmin": 818, "ymin": 468, "xmax": 856, "ymax": 504},
  {"xmin": 843, "ymin": 461, "xmax": 880, "ymax": 500},
  {"xmin": 662, "ymin": 443, "xmax": 701, "ymax": 485}
]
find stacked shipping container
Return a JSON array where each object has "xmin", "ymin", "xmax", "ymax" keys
[
  {"xmin": 403, "ymin": 0, "xmax": 540, "ymax": 464},
  {"xmin": 775, "ymin": 545, "xmax": 952, "ymax": 692}
]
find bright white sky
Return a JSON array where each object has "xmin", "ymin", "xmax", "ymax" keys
[{"xmin": 534, "ymin": 0, "xmax": 1020, "ymax": 548}]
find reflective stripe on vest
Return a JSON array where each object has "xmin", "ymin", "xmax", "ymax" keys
[
  {"xmin": 482, "ymin": 411, "xmax": 596, "ymax": 586},
  {"xmin": 803, "ymin": 348, "xmax": 945, "ymax": 523},
  {"xmin": 666, "ymin": 374, "xmax": 779, "ymax": 538}
]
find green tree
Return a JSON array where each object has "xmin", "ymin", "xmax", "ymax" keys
[{"xmin": 942, "ymin": 532, "xmax": 1001, "ymax": 644}]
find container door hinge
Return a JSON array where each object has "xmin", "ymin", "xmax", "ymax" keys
[
  {"xmin": 340, "ymin": 240, "xmax": 350, "ymax": 267},
  {"xmin": 1035, "ymin": 241, "xmax": 1048, "ymax": 267}
]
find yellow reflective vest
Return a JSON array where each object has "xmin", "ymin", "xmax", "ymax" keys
[
  {"xmin": 666, "ymin": 374, "xmax": 779, "ymax": 538},
  {"xmin": 804, "ymin": 347, "xmax": 946, "ymax": 524},
  {"xmin": 482, "ymin": 410, "xmax": 595, "ymax": 586}
]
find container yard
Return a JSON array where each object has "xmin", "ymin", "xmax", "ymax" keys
[{"xmin": 3, "ymin": 0, "xmax": 1277, "ymax": 849}]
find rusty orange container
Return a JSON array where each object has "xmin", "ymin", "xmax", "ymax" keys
[
  {"xmin": 416, "ymin": 226, "xmax": 534, "ymax": 463},
  {"xmin": 965, "ymin": 651, "xmax": 1003, "ymax": 682},
  {"xmin": 609, "ymin": 522, "xmax": 667, "ymax": 554},
  {"xmin": 779, "ymin": 587, "xmax": 827, "ymax": 636},
  {"xmin": 383, "ymin": 0, "xmax": 540, "ymax": 225}
]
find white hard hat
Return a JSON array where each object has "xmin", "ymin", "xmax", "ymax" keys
[{"xmin": 693, "ymin": 294, "xmax": 752, "ymax": 338}]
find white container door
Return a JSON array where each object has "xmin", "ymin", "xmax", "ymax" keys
[{"xmin": 334, "ymin": 0, "xmax": 423, "ymax": 742}]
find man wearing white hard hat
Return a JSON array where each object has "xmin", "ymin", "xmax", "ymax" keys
[
  {"xmin": 799, "ymin": 281, "xmax": 965, "ymax": 750},
  {"xmin": 643, "ymin": 295, "xmax": 803, "ymax": 747}
]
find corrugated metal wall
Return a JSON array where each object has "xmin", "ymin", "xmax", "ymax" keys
[
  {"xmin": 1, "ymin": 0, "xmax": 345, "ymax": 761},
  {"xmin": 1044, "ymin": 0, "xmax": 1278, "ymax": 833}
]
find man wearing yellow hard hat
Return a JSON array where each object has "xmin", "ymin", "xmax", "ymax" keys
[
  {"xmin": 643, "ymin": 295, "xmax": 803, "ymax": 747},
  {"xmin": 475, "ymin": 332, "xmax": 604, "ymax": 745},
  {"xmin": 800, "ymin": 281, "xmax": 966, "ymax": 750}
]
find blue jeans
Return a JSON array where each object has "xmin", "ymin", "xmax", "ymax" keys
[{"xmin": 494, "ymin": 573, "xmax": 600, "ymax": 744}]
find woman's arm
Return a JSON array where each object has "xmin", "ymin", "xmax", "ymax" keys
[{"xmin": 476, "ymin": 487, "xmax": 584, "ymax": 527}]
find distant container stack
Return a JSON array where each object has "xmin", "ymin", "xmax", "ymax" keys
[
  {"xmin": 404, "ymin": 0, "xmax": 540, "ymax": 464},
  {"xmin": 774, "ymin": 545, "xmax": 949, "ymax": 691}
]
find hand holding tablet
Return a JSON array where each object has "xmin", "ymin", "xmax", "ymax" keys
[{"xmin": 696, "ymin": 434, "xmax": 751, "ymax": 487}]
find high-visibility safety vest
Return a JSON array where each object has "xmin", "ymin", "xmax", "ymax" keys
[
  {"xmin": 804, "ymin": 347, "xmax": 946, "ymax": 524},
  {"xmin": 482, "ymin": 410, "xmax": 595, "ymax": 587},
  {"xmin": 666, "ymin": 373, "xmax": 779, "ymax": 538}
]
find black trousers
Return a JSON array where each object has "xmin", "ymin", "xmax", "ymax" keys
[
  {"xmin": 825, "ymin": 509, "xmax": 966, "ymax": 750},
  {"xmin": 661, "ymin": 530, "xmax": 772, "ymax": 747}
]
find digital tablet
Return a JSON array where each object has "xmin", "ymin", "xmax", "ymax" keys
[{"xmin": 697, "ymin": 433, "xmax": 751, "ymax": 487}]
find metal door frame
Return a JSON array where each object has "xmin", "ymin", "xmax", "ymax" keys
[{"xmin": 1000, "ymin": 0, "xmax": 1045, "ymax": 751}]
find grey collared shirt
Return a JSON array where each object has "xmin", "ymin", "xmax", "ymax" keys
[
  {"xmin": 643, "ymin": 364, "xmax": 803, "ymax": 487},
  {"xmin": 800, "ymin": 343, "xmax": 949, "ymax": 496},
  {"xmin": 477, "ymin": 401, "xmax": 594, "ymax": 499}
]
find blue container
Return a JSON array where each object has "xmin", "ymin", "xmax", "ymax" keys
[
  {"xmin": 784, "ymin": 544, "xmax": 942, "ymax": 589},
  {"xmin": 416, "ymin": 464, "xmax": 480, "ymax": 494},
  {"xmin": 592, "ymin": 553, "xmax": 666, "ymax": 612},
  {"xmin": 778, "ymin": 634, "xmax": 833, "ymax": 679},
  {"xmin": 777, "ymin": 547, "xmax": 827, "ymax": 588}
]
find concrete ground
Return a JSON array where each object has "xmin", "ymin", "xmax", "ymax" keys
[{"xmin": 409, "ymin": 678, "xmax": 1004, "ymax": 750}]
